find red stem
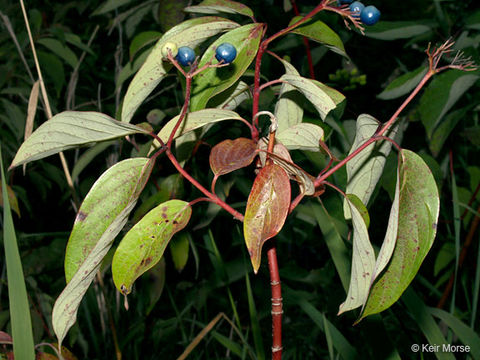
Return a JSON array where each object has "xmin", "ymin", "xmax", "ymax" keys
[
  {"xmin": 290, "ymin": 0, "xmax": 316, "ymax": 79},
  {"xmin": 167, "ymin": 75, "xmax": 192, "ymax": 148},
  {"xmin": 313, "ymin": 70, "xmax": 434, "ymax": 188},
  {"xmin": 165, "ymin": 149, "xmax": 244, "ymax": 221},
  {"xmin": 267, "ymin": 246, "xmax": 283, "ymax": 360}
]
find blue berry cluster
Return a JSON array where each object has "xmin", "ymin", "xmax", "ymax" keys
[
  {"xmin": 174, "ymin": 42, "xmax": 237, "ymax": 67},
  {"xmin": 337, "ymin": 0, "xmax": 381, "ymax": 26}
]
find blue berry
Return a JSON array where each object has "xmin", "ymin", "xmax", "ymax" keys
[
  {"xmin": 360, "ymin": 5, "xmax": 381, "ymax": 26},
  {"xmin": 215, "ymin": 43, "xmax": 237, "ymax": 64},
  {"xmin": 176, "ymin": 46, "xmax": 196, "ymax": 66},
  {"xmin": 349, "ymin": 1, "xmax": 365, "ymax": 16}
]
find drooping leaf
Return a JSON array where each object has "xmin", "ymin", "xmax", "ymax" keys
[
  {"xmin": 122, "ymin": 17, "xmax": 239, "ymax": 123},
  {"xmin": 338, "ymin": 194, "xmax": 375, "ymax": 315},
  {"xmin": 377, "ymin": 66, "xmax": 428, "ymax": 100},
  {"xmin": 289, "ymin": 16, "xmax": 347, "ymax": 58},
  {"xmin": 37, "ymin": 38, "xmax": 78, "ymax": 68},
  {"xmin": 169, "ymin": 232, "xmax": 190, "ymax": 272},
  {"xmin": 365, "ymin": 21, "xmax": 432, "ymax": 40},
  {"xmin": 359, "ymin": 150, "xmax": 439, "ymax": 320},
  {"xmin": 257, "ymin": 137, "xmax": 292, "ymax": 168},
  {"xmin": 112, "ymin": 199, "xmax": 191, "ymax": 295},
  {"xmin": 244, "ymin": 163, "xmax": 291, "ymax": 273},
  {"xmin": 150, "ymin": 109, "xmax": 245, "ymax": 150},
  {"xmin": 265, "ymin": 152, "xmax": 316, "ymax": 196},
  {"xmin": 276, "ymin": 123, "xmax": 324, "ymax": 152},
  {"xmin": 209, "ymin": 137, "xmax": 257, "ymax": 175},
  {"xmin": 129, "ymin": 31, "xmax": 163, "ymax": 60},
  {"xmin": 10, "ymin": 111, "xmax": 148, "ymax": 168},
  {"xmin": 53, "ymin": 157, "xmax": 154, "ymax": 347},
  {"xmin": 419, "ymin": 70, "xmax": 479, "ymax": 138},
  {"xmin": 1, "ymin": 147, "xmax": 35, "ymax": 360},
  {"xmin": 343, "ymin": 114, "xmax": 398, "ymax": 220},
  {"xmin": 280, "ymin": 74, "xmax": 337, "ymax": 120},
  {"xmin": 184, "ymin": 0, "xmax": 254, "ymax": 19},
  {"xmin": 0, "ymin": 183, "xmax": 20, "ymax": 217},
  {"xmin": 274, "ymin": 58, "xmax": 303, "ymax": 133},
  {"xmin": 189, "ymin": 23, "xmax": 263, "ymax": 111},
  {"xmin": 216, "ymin": 81, "xmax": 252, "ymax": 110}
]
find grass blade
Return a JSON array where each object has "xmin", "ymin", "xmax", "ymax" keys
[
  {"xmin": 1, "ymin": 145, "xmax": 35, "ymax": 359},
  {"xmin": 472, "ymin": 233, "xmax": 480, "ymax": 328},
  {"xmin": 246, "ymin": 273, "xmax": 264, "ymax": 360},
  {"xmin": 402, "ymin": 289, "xmax": 455, "ymax": 360}
]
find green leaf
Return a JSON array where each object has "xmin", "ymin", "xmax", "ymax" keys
[
  {"xmin": 10, "ymin": 111, "xmax": 148, "ymax": 168},
  {"xmin": 53, "ymin": 157, "xmax": 154, "ymax": 346},
  {"xmin": 276, "ymin": 123, "xmax": 324, "ymax": 152},
  {"xmin": 464, "ymin": 126, "xmax": 480, "ymax": 147},
  {"xmin": 169, "ymin": 232, "xmax": 190, "ymax": 272},
  {"xmin": 465, "ymin": 9, "xmax": 480, "ymax": 30},
  {"xmin": 365, "ymin": 21, "xmax": 432, "ymax": 40},
  {"xmin": 274, "ymin": 58, "xmax": 303, "ymax": 133},
  {"xmin": 293, "ymin": 295, "xmax": 358, "ymax": 359},
  {"xmin": 429, "ymin": 308, "xmax": 480, "ymax": 358},
  {"xmin": 184, "ymin": 0, "xmax": 254, "ymax": 18},
  {"xmin": 280, "ymin": 74, "xmax": 337, "ymax": 120},
  {"xmin": 129, "ymin": 31, "xmax": 162, "ymax": 60},
  {"xmin": 402, "ymin": 290, "xmax": 455, "ymax": 360},
  {"xmin": 37, "ymin": 38, "xmax": 78, "ymax": 68},
  {"xmin": 112, "ymin": 199, "xmax": 191, "ymax": 295},
  {"xmin": 92, "ymin": 0, "xmax": 134, "ymax": 15},
  {"xmin": 309, "ymin": 201, "xmax": 350, "ymax": 291},
  {"xmin": 244, "ymin": 163, "xmax": 291, "ymax": 273},
  {"xmin": 245, "ymin": 274, "xmax": 265, "ymax": 360},
  {"xmin": 0, "ymin": 183, "xmax": 21, "ymax": 217},
  {"xmin": 343, "ymin": 114, "xmax": 398, "ymax": 220},
  {"xmin": 209, "ymin": 137, "xmax": 257, "ymax": 176},
  {"xmin": 429, "ymin": 107, "xmax": 470, "ymax": 156},
  {"xmin": 190, "ymin": 23, "xmax": 263, "ymax": 111},
  {"xmin": 122, "ymin": 17, "xmax": 239, "ymax": 123},
  {"xmin": 151, "ymin": 109, "xmax": 245, "ymax": 150},
  {"xmin": 71, "ymin": 141, "xmax": 116, "ymax": 182},
  {"xmin": 1, "ymin": 147, "xmax": 35, "ymax": 360},
  {"xmin": 377, "ymin": 66, "xmax": 428, "ymax": 100},
  {"xmin": 157, "ymin": 0, "xmax": 188, "ymax": 32},
  {"xmin": 215, "ymin": 80, "xmax": 252, "ymax": 110},
  {"xmin": 419, "ymin": 70, "xmax": 479, "ymax": 137},
  {"xmin": 289, "ymin": 16, "xmax": 347, "ymax": 58},
  {"xmin": 360, "ymin": 150, "xmax": 439, "ymax": 320},
  {"xmin": 338, "ymin": 194, "xmax": 375, "ymax": 315}
]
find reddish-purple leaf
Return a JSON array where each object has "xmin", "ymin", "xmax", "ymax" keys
[
  {"xmin": 210, "ymin": 137, "xmax": 257, "ymax": 176},
  {"xmin": 244, "ymin": 163, "xmax": 291, "ymax": 273}
]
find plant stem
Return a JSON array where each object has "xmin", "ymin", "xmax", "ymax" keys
[
  {"xmin": 267, "ymin": 246, "xmax": 283, "ymax": 360},
  {"xmin": 165, "ymin": 149, "xmax": 244, "ymax": 221},
  {"xmin": 314, "ymin": 70, "xmax": 434, "ymax": 187}
]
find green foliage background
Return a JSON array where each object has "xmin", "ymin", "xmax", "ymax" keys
[{"xmin": 1, "ymin": 0, "xmax": 479, "ymax": 359}]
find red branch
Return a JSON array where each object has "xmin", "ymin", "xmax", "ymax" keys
[{"xmin": 268, "ymin": 246, "xmax": 283, "ymax": 360}]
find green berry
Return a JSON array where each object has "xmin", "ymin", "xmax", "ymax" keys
[{"xmin": 161, "ymin": 42, "xmax": 178, "ymax": 59}]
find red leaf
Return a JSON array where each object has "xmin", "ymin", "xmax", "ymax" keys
[
  {"xmin": 209, "ymin": 137, "xmax": 257, "ymax": 175},
  {"xmin": 244, "ymin": 163, "xmax": 291, "ymax": 273}
]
